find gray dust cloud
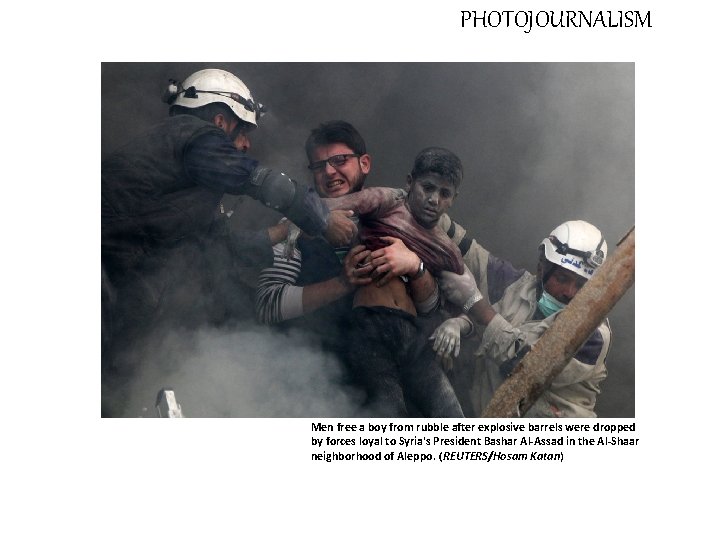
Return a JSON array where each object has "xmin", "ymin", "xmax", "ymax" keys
[{"xmin": 102, "ymin": 62, "xmax": 634, "ymax": 417}]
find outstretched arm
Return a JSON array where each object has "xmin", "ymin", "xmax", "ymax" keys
[
  {"xmin": 438, "ymin": 265, "xmax": 498, "ymax": 328},
  {"xmin": 184, "ymin": 131, "xmax": 356, "ymax": 245},
  {"xmin": 323, "ymin": 187, "xmax": 405, "ymax": 218}
]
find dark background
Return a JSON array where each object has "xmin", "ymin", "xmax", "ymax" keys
[{"xmin": 102, "ymin": 62, "xmax": 634, "ymax": 417}]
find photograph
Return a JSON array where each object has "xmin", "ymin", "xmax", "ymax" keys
[
  {"xmin": 101, "ymin": 62, "xmax": 635, "ymax": 419},
  {"xmin": 9, "ymin": 2, "xmax": 720, "ymax": 538}
]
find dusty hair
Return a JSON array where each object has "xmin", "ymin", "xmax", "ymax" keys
[{"xmin": 410, "ymin": 147, "xmax": 463, "ymax": 189}]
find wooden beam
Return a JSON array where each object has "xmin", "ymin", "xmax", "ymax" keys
[{"xmin": 481, "ymin": 227, "xmax": 635, "ymax": 418}]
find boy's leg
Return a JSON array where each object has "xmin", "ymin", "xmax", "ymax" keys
[
  {"xmin": 402, "ymin": 320, "xmax": 465, "ymax": 418},
  {"xmin": 346, "ymin": 307, "xmax": 409, "ymax": 417}
]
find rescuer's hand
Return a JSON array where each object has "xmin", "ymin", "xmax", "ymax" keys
[
  {"xmin": 439, "ymin": 265, "xmax": 483, "ymax": 312},
  {"xmin": 340, "ymin": 244, "xmax": 374, "ymax": 289},
  {"xmin": 429, "ymin": 317, "xmax": 471, "ymax": 370},
  {"xmin": 368, "ymin": 236, "xmax": 421, "ymax": 286},
  {"xmin": 324, "ymin": 210, "xmax": 357, "ymax": 247}
]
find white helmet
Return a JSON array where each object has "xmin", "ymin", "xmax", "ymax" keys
[
  {"xmin": 162, "ymin": 68, "xmax": 265, "ymax": 126},
  {"xmin": 540, "ymin": 220, "xmax": 607, "ymax": 279}
]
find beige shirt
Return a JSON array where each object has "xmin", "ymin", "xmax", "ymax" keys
[{"xmin": 439, "ymin": 214, "xmax": 612, "ymax": 418}]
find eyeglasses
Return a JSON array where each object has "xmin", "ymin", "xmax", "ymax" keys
[{"xmin": 308, "ymin": 153, "xmax": 360, "ymax": 171}]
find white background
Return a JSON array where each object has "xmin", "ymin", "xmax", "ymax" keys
[{"xmin": 2, "ymin": 1, "xmax": 718, "ymax": 538}]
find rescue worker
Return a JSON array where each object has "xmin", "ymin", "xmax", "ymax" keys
[
  {"xmin": 436, "ymin": 220, "xmax": 612, "ymax": 417},
  {"xmin": 102, "ymin": 70, "xmax": 355, "ymax": 413}
]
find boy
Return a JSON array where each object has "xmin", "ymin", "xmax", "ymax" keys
[{"xmin": 326, "ymin": 147, "xmax": 466, "ymax": 417}]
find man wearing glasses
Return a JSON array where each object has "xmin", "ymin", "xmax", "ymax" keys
[
  {"xmin": 255, "ymin": 122, "xmax": 427, "ymax": 381},
  {"xmin": 256, "ymin": 120, "xmax": 424, "ymax": 324},
  {"xmin": 256, "ymin": 122, "xmax": 468, "ymax": 415}
]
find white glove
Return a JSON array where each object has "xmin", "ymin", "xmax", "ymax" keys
[
  {"xmin": 283, "ymin": 221, "xmax": 301, "ymax": 260},
  {"xmin": 438, "ymin": 264, "xmax": 483, "ymax": 312},
  {"xmin": 429, "ymin": 316, "xmax": 471, "ymax": 371}
]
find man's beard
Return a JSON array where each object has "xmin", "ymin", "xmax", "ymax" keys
[{"xmin": 349, "ymin": 172, "xmax": 367, "ymax": 194}]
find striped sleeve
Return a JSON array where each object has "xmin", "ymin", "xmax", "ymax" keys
[{"xmin": 255, "ymin": 242, "xmax": 304, "ymax": 324}]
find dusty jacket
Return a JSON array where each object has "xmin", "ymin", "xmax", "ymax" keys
[
  {"xmin": 439, "ymin": 214, "xmax": 612, "ymax": 418},
  {"xmin": 101, "ymin": 114, "xmax": 259, "ymax": 277}
]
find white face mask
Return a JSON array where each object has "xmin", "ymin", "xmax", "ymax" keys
[{"xmin": 537, "ymin": 289, "xmax": 567, "ymax": 318}]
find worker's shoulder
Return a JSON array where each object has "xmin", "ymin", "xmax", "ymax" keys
[{"xmin": 575, "ymin": 319, "xmax": 612, "ymax": 366}]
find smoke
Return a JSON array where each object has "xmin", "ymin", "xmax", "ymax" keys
[
  {"xmin": 113, "ymin": 324, "xmax": 365, "ymax": 418},
  {"xmin": 102, "ymin": 62, "xmax": 634, "ymax": 417}
]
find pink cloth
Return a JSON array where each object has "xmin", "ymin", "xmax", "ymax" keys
[{"xmin": 325, "ymin": 187, "xmax": 463, "ymax": 275}]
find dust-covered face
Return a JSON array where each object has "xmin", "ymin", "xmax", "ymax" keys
[
  {"xmin": 215, "ymin": 114, "xmax": 252, "ymax": 153},
  {"xmin": 406, "ymin": 172, "xmax": 457, "ymax": 228},
  {"xmin": 309, "ymin": 143, "xmax": 370, "ymax": 198},
  {"xmin": 543, "ymin": 265, "xmax": 588, "ymax": 304}
]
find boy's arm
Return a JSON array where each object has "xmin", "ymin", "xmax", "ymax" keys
[
  {"xmin": 323, "ymin": 187, "xmax": 405, "ymax": 218},
  {"xmin": 407, "ymin": 265, "xmax": 438, "ymax": 313}
]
